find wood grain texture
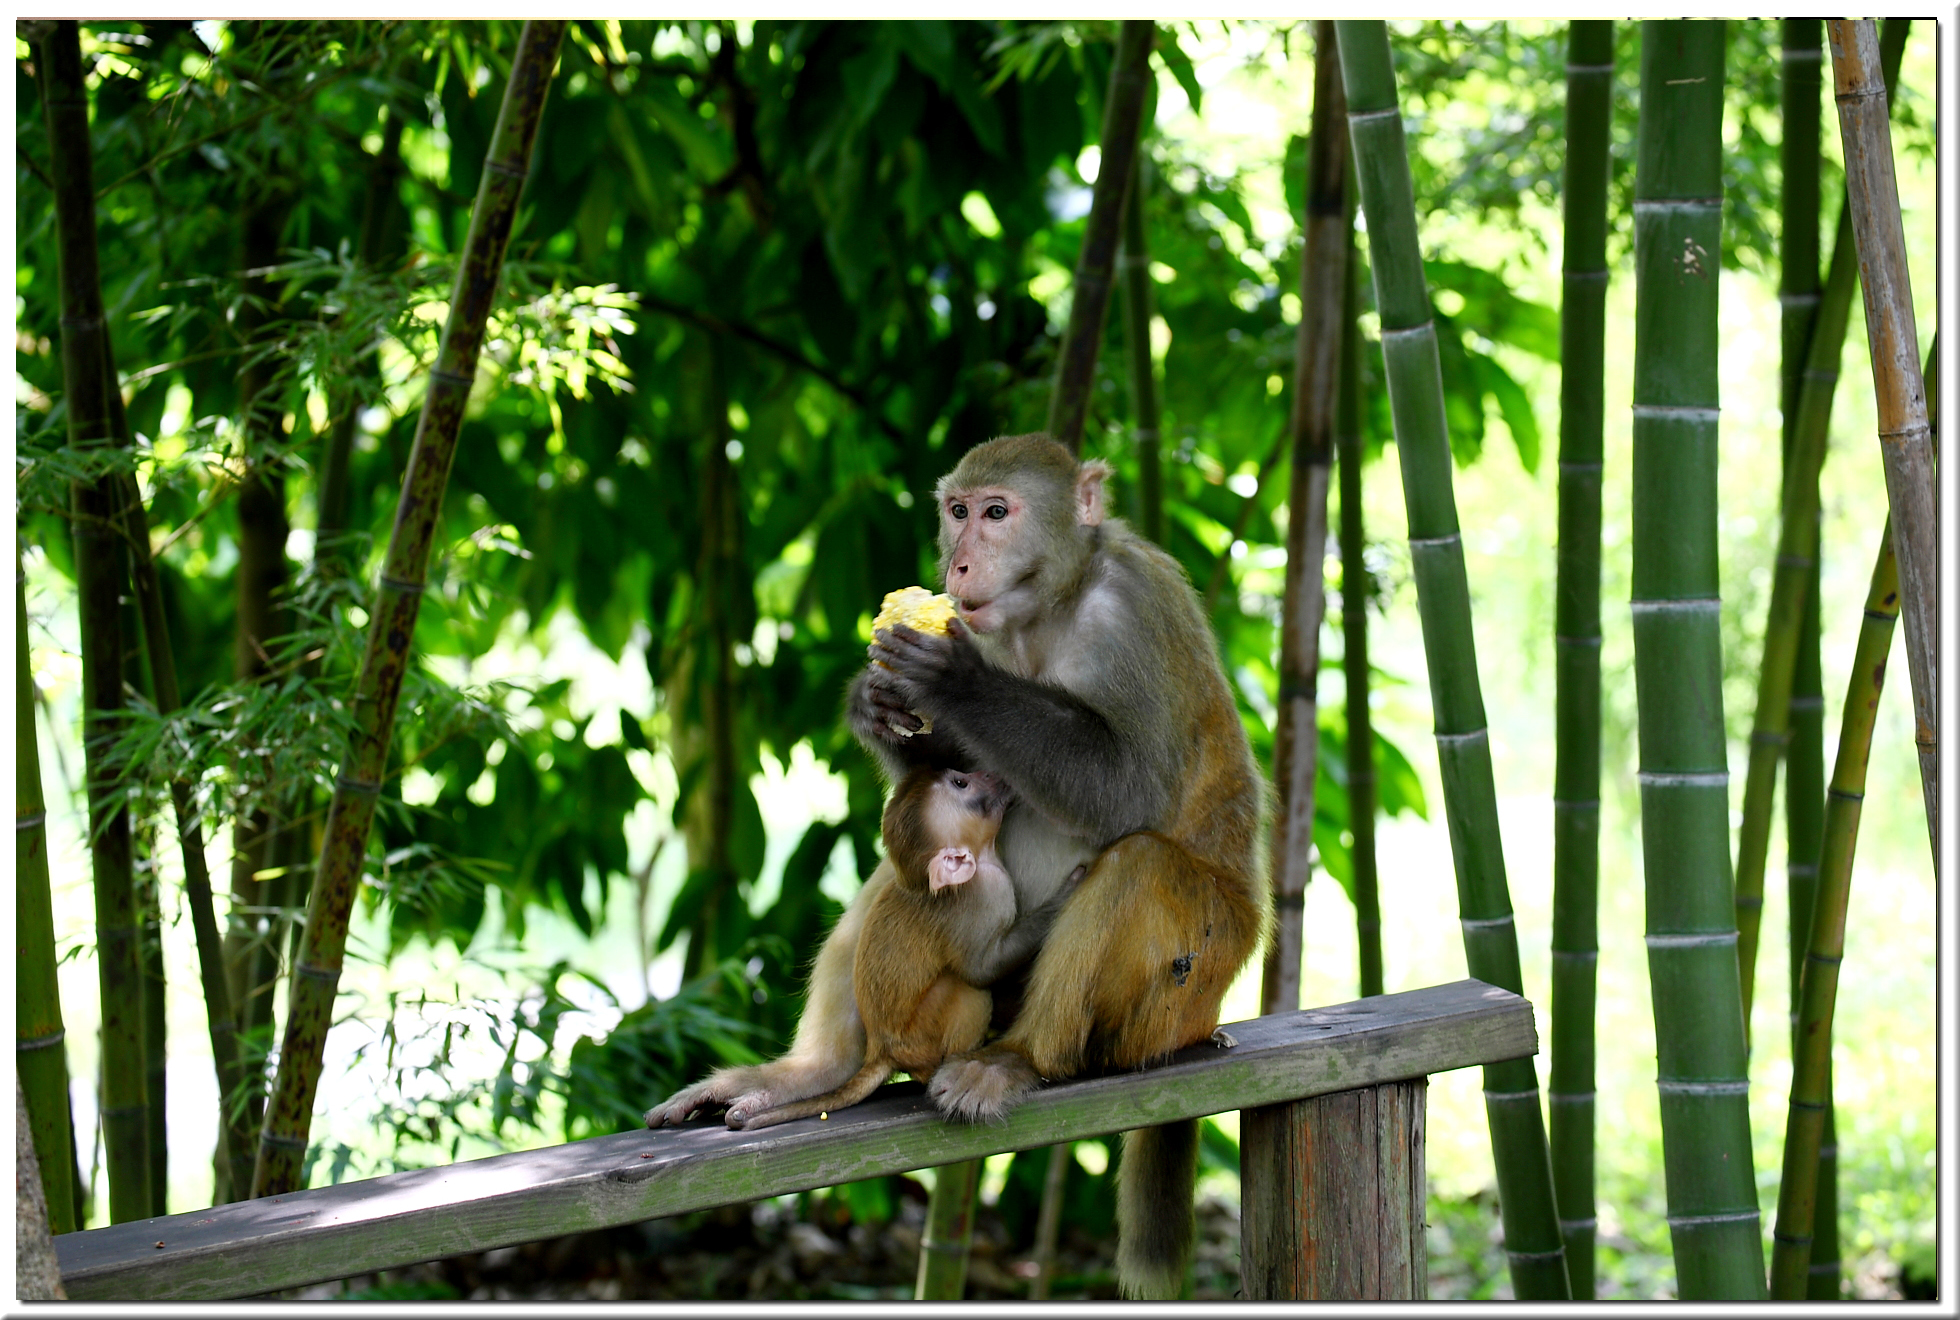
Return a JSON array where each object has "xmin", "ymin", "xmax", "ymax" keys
[
  {"xmin": 56, "ymin": 979, "xmax": 1533, "ymax": 1301},
  {"xmin": 1241, "ymin": 1079, "xmax": 1426, "ymax": 1299}
]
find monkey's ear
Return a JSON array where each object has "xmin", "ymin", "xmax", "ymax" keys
[
  {"xmin": 928, "ymin": 846, "xmax": 977, "ymax": 891},
  {"xmin": 1075, "ymin": 459, "xmax": 1113, "ymax": 527}
]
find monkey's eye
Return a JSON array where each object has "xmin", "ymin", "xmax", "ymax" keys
[
  {"xmin": 983, "ymin": 503, "xmax": 1007, "ymax": 520},
  {"xmin": 952, "ymin": 776, "xmax": 968, "ymax": 790},
  {"xmin": 949, "ymin": 502, "xmax": 968, "ymax": 520}
]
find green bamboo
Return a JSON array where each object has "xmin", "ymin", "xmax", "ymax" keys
[
  {"xmin": 114, "ymin": 459, "xmax": 255, "ymax": 1201},
  {"xmin": 1335, "ymin": 20, "xmax": 1569, "ymax": 1300},
  {"xmin": 1549, "ymin": 18, "xmax": 1612, "ymax": 1301},
  {"xmin": 1265, "ymin": 20, "xmax": 1347, "ymax": 1018},
  {"xmin": 915, "ymin": 1157, "xmax": 982, "ymax": 1299},
  {"xmin": 1828, "ymin": 19, "xmax": 1937, "ymax": 860},
  {"xmin": 1046, "ymin": 20, "xmax": 1154, "ymax": 454},
  {"xmin": 1770, "ymin": 528, "xmax": 1903, "ymax": 1294},
  {"xmin": 18, "ymin": 548, "xmax": 77, "ymax": 1236},
  {"xmin": 1119, "ymin": 156, "xmax": 1162, "ymax": 545},
  {"xmin": 251, "ymin": 21, "xmax": 567, "ymax": 1198},
  {"xmin": 1338, "ymin": 218, "xmax": 1380, "ymax": 1000},
  {"xmin": 38, "ymin": 18, "xmax": 152, "ymax": 1225},
  {"xmin": 1779, "ymin": 19, "xmax": 1835, "ymax": 1298},
  {"xmin": 1628, "ymin": 20, "xmax": 1764, "ymax": 1299},
  {"xmin": 1027, "ymin": 1142, "xmax": 1069, "ymax": 1299},
  {"xmin": 1735, "ymin": 17, "xmax": 1909, "ymax": 1037},
  {"xmin": 1777, "ymin": 340, "xmax": 1932, "ymax": 1298}
]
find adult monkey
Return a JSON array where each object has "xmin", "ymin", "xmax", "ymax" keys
[
  {"xmin": 649, "ymin": 433, "xmax": 1266, "ymax": 1297},
  {"xmin": 866, "ymin": 433, "xmax": 1266, "ymax": 1298}
]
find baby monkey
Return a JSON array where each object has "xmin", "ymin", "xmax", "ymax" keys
[{"xmin": 729, "ymin": 765, "xmax": 1035, "ymax": 1130}]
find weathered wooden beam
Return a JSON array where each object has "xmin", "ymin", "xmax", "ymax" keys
[
  {"xmin": 1242, "ymin": 1078, "xmax": 1427, "ymax": 1298},
  {"xmin": 56, "ymin": 980, "xmax": 1533, "ymax": 1301}
]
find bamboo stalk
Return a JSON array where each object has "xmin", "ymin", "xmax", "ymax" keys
[
  {"xmin": 1264, "ymin": 20, "xmax": 1347, "ymax": 1018},
  {"xmin": 915, "ymin": 1157, "xmax": 981, "ymax": 1299},
  {"xmin": 226, "ymin": 192, "xmax": 296, "ymax": 1103},
  {"xmin": 38, "ymin": 18, "xmax": 153, "ymax": 1225},
  {"xmin": 1549, "ymin": 18, "xmax": 1612, "ymax": 1301},
  {"xmin": 109, "ymin": 433, "xmax": 254, "ymax": 1197},
  {"xmin": 1027, "ymin": 1142, "xmax": 1070, "ymax": 1299},
  {"xmin": 1046, "ymin": 20, "xmax": 1154, "ymax": 454},
  {"xmin": 1338, "ymin": 219, "xmax": 1380, "ymax": 1000},
  {"xmin": 1335, "ymin": 20, "xmax": 1570, "ymax": 1300},
  {"xmin": 1779, "ymin": 20, "xmax": 1835, "ymax": 1298},
  {"xmin": 1628, "ymin": 20, "xmax": 1764, "ymax": 1299},
  {"xmin": 316, "ymin": 107, "xmax": 407, "ymax": 569},
  {"xmin": 17, "ymin": 547, "xmax": 77, "ymax": 1236},
  {"xmin": 1735, "ymin": 17, "xmax": 1910, "ymax": 1037},
  {"xmin": 250, "ymin": 21, "xmax": 567, "ymax": 1198},
  {"xmin": 1119, "ymin": 157, "xmax": 1163, "ymax": 545},
  {"xmin": 1827, "ymin": 18, "xmax": 1937, "ymax": 862},
  {"xmin": 1769, "ymin": 518, "xmax": 1905, "ymax": 1295}
]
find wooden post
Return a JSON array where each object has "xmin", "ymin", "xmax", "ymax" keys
[{"xmin": 1240, "ymin": 1079, "xmax": 1427, "ymax": 1299}]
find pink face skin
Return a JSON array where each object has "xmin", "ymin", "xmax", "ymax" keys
[
  {"xmin": 923, "ymin": 768, "xmax": 1010, "ymax": 891},
  {"xmin": 938, "ymin": 486, "xmax": 1026, "ymax": 635}
]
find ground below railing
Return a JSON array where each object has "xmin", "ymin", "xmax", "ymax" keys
[{"xmin": 56, "ymin": 978, "xmax": 1536, "ymax": 1301}]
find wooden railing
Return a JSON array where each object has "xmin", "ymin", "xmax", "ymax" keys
[{"xmin": 54, "ymin": 979, "xmax": 1536, "ymax": 1301}]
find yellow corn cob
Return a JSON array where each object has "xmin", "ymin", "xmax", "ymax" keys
[
  {"xmin": 871, "ymin": 587, "xmax": 955, "ymax": 736},
  {"xmin": 873, "ymin": 586, "xmax": 957, "ymax": 636}
]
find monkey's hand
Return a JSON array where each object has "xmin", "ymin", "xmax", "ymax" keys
[
  {"xmin": 848, "ymin": 662, "xmax": 929, "ymax": 746},
  {"xmin": 868, "ymin": 620, "xmax": 983, "ymax": 723},
  {"xmin": 927, "ymin": 1044, "xmax": 1042, "ymax": 1124}
]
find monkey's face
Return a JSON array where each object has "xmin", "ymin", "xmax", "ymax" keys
[
  {"xmin": 937, "ymin": 768, "xmax": 1011, "ymax": 823},
  {"xmin": 937, "ymin": 483, "xmax": 1040, "ymax": 634}
]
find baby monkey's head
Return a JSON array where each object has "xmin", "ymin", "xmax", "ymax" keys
[{"xmin": 883, "ymin": 766, "xmax": 1013, "ymax": 892}]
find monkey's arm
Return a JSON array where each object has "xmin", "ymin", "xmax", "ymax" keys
[{"xmin": 871, "ymin": 624, "xmax": 1171, "ymax": 840}]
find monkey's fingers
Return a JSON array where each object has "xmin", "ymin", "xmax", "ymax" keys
[{"xmin": 870, "ymin": 622, "xmax": 955, "ymax": 682}]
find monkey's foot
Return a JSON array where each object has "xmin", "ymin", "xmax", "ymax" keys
[
  {"xmin": 927, "ymin": 1046, "xmax": 1041, "ymax": 1124},
  {"xmin": 644, "ymin": 1070, "xmax": 768, "ymax": 1128},
  {"xmin": 1210, "ymin": 1027, "xmax": 1238, "ymax": 1049}
]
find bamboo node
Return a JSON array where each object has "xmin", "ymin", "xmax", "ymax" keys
[
  {"xmin": 1636, "ymin": 771, "xmax": 1728, "ymax": 788},
  {"xmin": 484, "ymin": 157, "xmax": 530, "ymax": 181},
  {"xmin": 1547, "ymin": 1090, "xmax": 1596, "ymax": 1104},
  {"xmin": 17, "ymin": 811, "xmax": 48, "ymax": 831},
  {"xmin": 1347, "ymin": 106, "xmax": 1400, "ymax": 125},
  {"xmin": 1458, "ymin": 913, "xmax": 1514, "ymax": 931},
  {"xmin": 429, "ymin": 367, "xmax": 476, "ymax": 386},
  {"xmin": 16, "ymin": 1028, "xmax": 66, "ymax": 1051},
  {"xmin": 1433, "ymin": 728, "xmax": 1488, "ymax": 746},
  {"xmin": 260, "ymin": 1130, "xmax": 309, "ymax": 1151},
  {"xmin": 1550, "ymin": 949, "xmax": 1598, "ymax": 963},
  {"xmin": 1630, "ymin": 404, "xmax": 1720, "ymax": 421},
  {"xmin": 1644, "ymin": 931, "xmax": 1736, "ymax": 949},
  {"xmin": 1656, "ymin": 1079, "xmax": 1748, "ymax": 1096},
  {"xmin": 1565, "ymin": 62, "xmax": 1614, "ymax": 74},
  {"xmin": 1506, "ymin": 1248, "xmax": 1567, "ymax": 1264},
  {"xmin": 335, "ymin": 776, "xmax": 382, "ymax": 796},
  {"xmin": 379, "ymin": 573, "xmax": 428, "ymax": 595},
  {"xmin": 1558, "ymin": 1216, "xmax": 1600, "ymax": 1232},
  {"xmin": 1667, "ymin": 1210, "xmax": 1760, "ymax": 1227},
  {"xmin": 1482, "ymin": 1087, "xmax": 1538, "ymax": 1102}
]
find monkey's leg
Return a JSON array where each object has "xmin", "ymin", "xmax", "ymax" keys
[
  {"xmin": 928, "ymin": 832, "xmax": 1261, "ymax": 1122},
  {"xmin": 645, "ymin": 871, "xmax": 882, "ymax": 1129},
  {"xmin": 728, "ymin": 1056, "xmax": 894, "ymax": 1131}
]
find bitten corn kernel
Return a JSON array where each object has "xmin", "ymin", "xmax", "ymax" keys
[
  {"xmin": 873, "ymin": 586, "xmax": 957, "ymax": 636},
  {"xmin": 871, "ymin": 587, "xmax": 955, "ymax": 737}
]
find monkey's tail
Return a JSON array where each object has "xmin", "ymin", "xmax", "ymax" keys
[
  {"xmin": 728, "ymin": 1056, "xmax": 893, "ymax": 1131},
  {"xmin": 1115, "ymin": 1117, "xmax": 1201, "ymax": 1300}
]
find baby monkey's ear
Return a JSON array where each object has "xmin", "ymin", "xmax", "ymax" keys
[{"xmin": 928, "ymin": 846, "xmax": 978, "ymax": 891}]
